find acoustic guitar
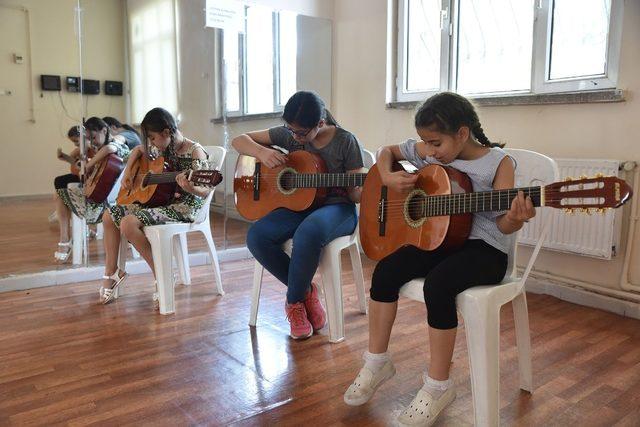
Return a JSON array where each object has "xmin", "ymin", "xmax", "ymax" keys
[
  {"xmin": 116, "ymin": 155, "xmax": 223, "ymax": 207},
  {"xmin": 359, "ymin": 162, "xmax": 633, "ymax": 260},
  {"xmin": 234, "ymin": 150, "xmax": 367, "ymax": 220},
  {"xmin": 83, "ymin": 154, "xmax": 125, "ymax": 203}
]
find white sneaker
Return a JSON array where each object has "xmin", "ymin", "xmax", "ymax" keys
[
  {"xmin": 397, "ymin": 386, "xmax": 456, "ymax": 426},
  {"xmin": 344, "ymin": 360, "xmax": 396, "ymax": 406}
]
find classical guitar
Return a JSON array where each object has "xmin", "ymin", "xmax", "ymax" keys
[
  {"xmin": 83, "ymin": 154, "xmax": 125, "ymax": 203},
  {"xmin": 116, "ymin": 155, "xmax": 223, "ymax": 207},
  {"xmin": 234, "ymin": 150, "xmax": 367, "ymax": 220},
  {"xmin": 359, "ymin": 163, "xmax": 633, "ymax": 260}
]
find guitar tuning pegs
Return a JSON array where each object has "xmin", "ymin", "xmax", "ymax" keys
[
  {"xmin": 595, "ymin": 173, "xmax": 604, "ymax": 178},
  {"xmin": 597, "ymin": 208, "xmax": 606, "ymax": 215},
  {"xmin": 579, "ymin": 175, "xmax": 588, "ymax": 180},
  {"xmin": 564, "ymin": 176, "xmax": 574, "ymax": 182},
  {"xmin": 581, "ymin": 208, "xmax": 592, "ymax": 215},
  {"xmin": 563, "ymin": 208, "xmax": 575, "ymax": 215}
]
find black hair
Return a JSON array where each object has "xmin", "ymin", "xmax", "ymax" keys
[
  {"xmin": 140, "ymin": 107, "xmax": 178, "ymax": 155},
  {"xmin": 102, "ymin": 116, "xmax": 141, "ymax": 138},
  {"xmin": 102, "ymin": 116, "xmax": 122, "ymax": 128},
  {"xmin": 84, "ymin": 117, "xmax": 111, "ymax": 146},
  {"xmin": 414, "ymin": 92, "xmax": 503, "ymax": 148},
  {"xmin": 67, "ymin": 125, "xmax": 81, "ymax": 139},
  {"xmin": 282, "ymin": 90, "xmax": 339, "ymax": 129}
]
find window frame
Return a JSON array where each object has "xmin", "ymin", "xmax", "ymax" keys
[
  {"xmin": 394, "ymin": 0, "xmax": 624, "ymax": 102},
  {"xmin": 221, "ymin": 6, "xmax": 294, "ymax": 118}
]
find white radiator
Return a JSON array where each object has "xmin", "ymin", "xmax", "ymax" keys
[{"xmin": 518, "ymin": 159, "xmax": 623, "ymax": 260}]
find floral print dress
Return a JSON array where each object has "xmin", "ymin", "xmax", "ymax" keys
[
  {"xmin": 57, "ymin": 139, "xmax": 130, "ymax": 224},
  {"xmin": 109, "ymin": 141, "xmax": 210, "ymax": 227}
]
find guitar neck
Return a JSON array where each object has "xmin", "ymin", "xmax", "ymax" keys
[
  {"xmin": 418, "ymin": 186, "xmax": 543, "ymax": 217},
  {"xmin": 287, "ymin": 173, "xmax": 368, "ymax": 188},
  {"xmin": 143, "ymin": 171, "xmax": 183, "ymax": 186},
  {"xmin": 60, "ymin": 152, "xmax": 76, "ymax": 165}
]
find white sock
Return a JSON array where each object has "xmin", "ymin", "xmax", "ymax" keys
[
  {"xmin": 363, "ymin": 351, "xmax": 390, "ymax": 372},
  {"xmin": 421, "ymin": 371, "xmax": 452, "ymax": 399}
]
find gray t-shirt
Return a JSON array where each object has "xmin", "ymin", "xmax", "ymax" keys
[
  {"xmin": 268, "ymin": 126, "xmax": 364, "ymax": 205},
  {"xmin": 119, "ymin": 129, "xmax": 141, "ymax": 150}
]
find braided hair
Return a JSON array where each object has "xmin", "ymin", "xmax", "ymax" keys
[{"xmin": 414, "ymin": 92, "xmax": 504, "ymax": 148}]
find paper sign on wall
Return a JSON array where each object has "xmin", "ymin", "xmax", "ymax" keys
[{"xmin": 205, "ymin": 0, "xmax": 244, "ymax": 33}]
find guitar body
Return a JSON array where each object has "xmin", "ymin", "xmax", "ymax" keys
[
  {"xmin": 234, "ymin": 150, "xmax": 327, "ymax": 220},
  {"xmin": 83, "ymin": 154, "xmax": 125, "ymax": 203},
  {"xmin": 116, "ymin": 156, "xmax": 176, "ymax": 207},
  {"xmin": 359, "ymin": 163, "xmax": 473, "ymax": 261}
]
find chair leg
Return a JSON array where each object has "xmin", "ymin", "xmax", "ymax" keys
[
  {"xmin": 130, "ymin": 244, "xmax": 141, "ymax": 259},
  {"xmin": 146, "ymin": 229, "xmax": 176, "ymax": 315},
  {"xmin": 512, "ymin": 290, "xmax": 533, "ymax": 393},
  {"xmin": 349, "ymin": 242, "xmax": 367, "ymax": 314},
  {"xmin": 173, "ymin": 233, "xmax": 191, "ymax": 286},
  {"xmin": 71, "ymin": 214, "xmax": 85, "ymax": 265},
  {"xmin": 320, "ymin": 249, "xmax": 345, "ymax": 343},
  {"xmin": 459, "ymin": 299, "xmax": 501, "ymax": 427},
  {"xmin": 96, "ymin": 222, "xmax": 104, "ymax": 240},
  {"xmin": 202, "ymin": 229, "xmax": 224, "ymax": 295},
  {"xmin": 249, "ymin": 261, "xmax": 264, "ymax": 327}
]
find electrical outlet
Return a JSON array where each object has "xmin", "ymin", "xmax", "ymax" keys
[{"xmin": 13, "ymin": 53, "xmax": 24, "ymax": 64}]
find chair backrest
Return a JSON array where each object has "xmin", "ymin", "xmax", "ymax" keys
[
  {"xmin": 362, "ymin": 148, "xmax": 375, "ymax": 169},
  {"xmin": 503, "ymin": 148, "xmax": 559, "ymax": 280},
  {"xmin": 193, "ymin": 145, "xmax": 227, "ymax": 224}
]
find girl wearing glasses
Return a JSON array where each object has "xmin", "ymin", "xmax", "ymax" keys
[{"xmin": 232, "ymin": 91, "xmax": 365, "ymax": 340}]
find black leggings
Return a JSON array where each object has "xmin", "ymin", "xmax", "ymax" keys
[
  {"xmin": 54, "ymin": 173, "xmax": 80, "ymax": 190},
  {"xmin": 370, "ymin": 239, "xmax": 508, "ymax": 330}
]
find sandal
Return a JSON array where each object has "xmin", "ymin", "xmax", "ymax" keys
[
  {"xmin": 54, "ymin": 241, "xmax": 72, "ymax": 262},
  {"xmin": 99, "ymin": 270, "xmax": 128, "ymax": 304}
]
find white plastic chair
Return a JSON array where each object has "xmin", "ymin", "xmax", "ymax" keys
[
  {"xmin": 398, "ymin": 149, "xmax": 559, "ymax": 427},
  {"xmin": 249, "ymin": 149, "xmax": 376, "ymax": 342},
  {"xmin": 118, "ymin": 146, "xmax": 227, "ymax": 314}
]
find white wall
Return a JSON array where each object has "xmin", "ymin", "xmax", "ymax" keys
[{"xmin": 331, "ymin": 0, "xmax": 640, "ymax": 292}]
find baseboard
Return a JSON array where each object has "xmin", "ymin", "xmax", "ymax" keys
[
  {"xmin": 525, "ymin": 277, "xmax": 640, "ymax": 320},
  {"xmin": 0, "ymin": 247, "xmax": 252, "ymax": 293}
]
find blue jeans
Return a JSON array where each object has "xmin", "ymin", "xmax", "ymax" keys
[{"xmin": 246, "ymin": 203, "xmax": 358, "ymax": 304}]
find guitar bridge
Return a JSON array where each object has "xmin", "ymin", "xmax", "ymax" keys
[
  {"xmin": 378, "ymin": 186, "xmax": 387, "ymax": 236},
  {"xmin": 253, "ymin": 162, "xmax": 261, "ymax": 201}
]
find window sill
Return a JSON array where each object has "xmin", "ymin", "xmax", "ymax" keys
[
  {"xmin": 386, "ymin": 89, "xmax": 625, "ymax": 109},
  {"xmin": 211, "ymin": 112, "xmax": 282, "ymax": 124}
]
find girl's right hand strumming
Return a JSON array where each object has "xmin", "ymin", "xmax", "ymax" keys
[
  {"xmin": 257, "ymin": 148, "xmax": 287, "ymax": 168},
  {"xmin": 381, "ymin": 170, "xmax": 418, "ymax": 194}
]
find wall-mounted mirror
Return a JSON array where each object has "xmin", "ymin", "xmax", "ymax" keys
[{"xmin": 0, "ymin": 0, "xmax": 332, "ymax": 289}]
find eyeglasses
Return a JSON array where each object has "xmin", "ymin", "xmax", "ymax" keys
[{"xmin": 284, "ymin": 125, "xmax": 314, "ymax": 138}]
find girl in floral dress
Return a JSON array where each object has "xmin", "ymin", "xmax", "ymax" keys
[{"xmin": 99, "ymin": 107, "xmax": 212, "ymax": 304}]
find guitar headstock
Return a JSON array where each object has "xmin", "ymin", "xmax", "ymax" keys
[
  {"xmin": 190, "ymin": 170, "xmax": 223, "ymax": 187},
  {"xmin": 544, "ymin": 175, "xmax": 633, "ymax": 212}
]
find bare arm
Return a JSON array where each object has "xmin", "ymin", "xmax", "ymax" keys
[
  {"xmin": 176, "ymin": 146, "xmax": 212, "ymax": 198},
  {"xmin": 231, "ymin": 129, "xmax": 287, "ymax": 168},
  {"xmin": 494, "ymin": 157, "xmax": 536, "ymax": 234},
  {"xmin": 85, "ymin": 144, "xmax": 117, "ymax": 170}
]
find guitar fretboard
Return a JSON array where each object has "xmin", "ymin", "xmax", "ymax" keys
[
  {"xmin": 143, "ymin": 171, "xmax": 183, "ymax": 185},
  {"xmin": 282, "ymin": 173, "xmax": 367, "ymax": 188},
  {"xmin": 413, "ymin": 186, "xmax": 542, "ymax": 217}
]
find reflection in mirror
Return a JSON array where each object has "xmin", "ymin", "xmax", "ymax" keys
[
  {"xmin": 0, "ymin": 1, "xmax": 84, "ymax": 278},
  {"xmin": 0, "ymin": 0, "xmax": 332, "ymax": 290}
]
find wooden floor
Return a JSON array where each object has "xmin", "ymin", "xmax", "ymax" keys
[
  {"xmin": 1, "ymin": 256, "xmax": 639, "ymax": 426},
  {"xmin": 0, "ymin": 197, "xmax": 249, "ymax": 279}
]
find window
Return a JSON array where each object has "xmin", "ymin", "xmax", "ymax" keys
[
  {"xmin": 221, "ymin": 7, "xmax": 297, "ymax": 116},
  {"xmin": 395, "ymin": 0, "xmax": 623, "ymax": 102},
  {"xmin": 128, "ymin": 0, "xmax": 179, "ymax": 123}
]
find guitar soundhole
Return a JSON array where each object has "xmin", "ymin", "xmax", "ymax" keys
[
  {"xmin": 277, "ymin": 167, "xmax": 297, "ymax": 195},
  {"xmin": 404, "ymin": 189, "xmax": 427, "ymax": 228}
]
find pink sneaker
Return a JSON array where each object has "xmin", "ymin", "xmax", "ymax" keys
[
  {"xmin": 285, "ymin": 302, "xmax": 313, "ymax": 339},
  {"xmin": 304, "ymin": 282, "xmax": 327, "ymax": 331}
]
